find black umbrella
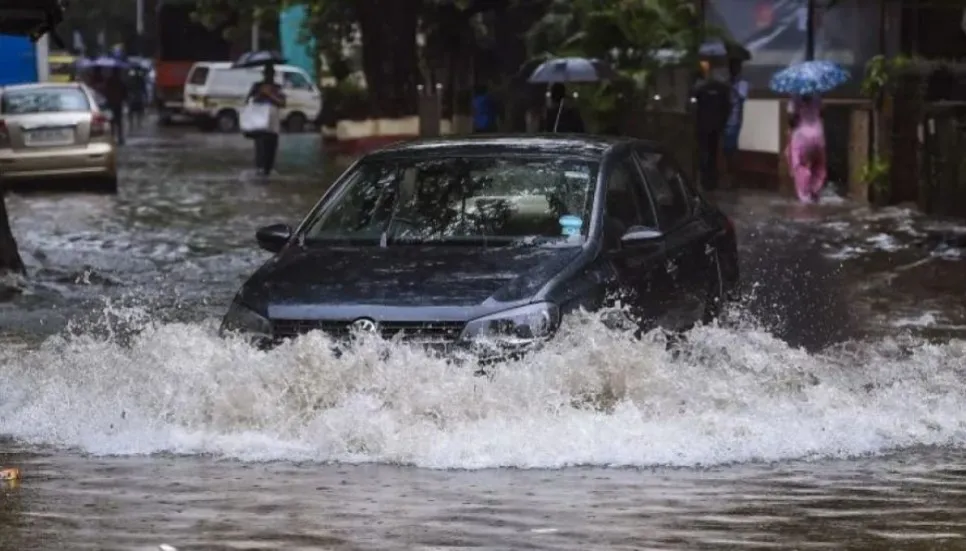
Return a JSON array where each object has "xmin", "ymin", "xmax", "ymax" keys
[
  {"xmin": 698, "ymin": 39, "xmax": 752, "ymax": 62},
  {"xmin": 232, "ymin": 50, "xmax": 287, "ymax": 69}
]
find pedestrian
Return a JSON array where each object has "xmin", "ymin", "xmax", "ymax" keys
[
  {"xmin": 104, "ymin": 67, "xmax": 127, "ymax": 145},
  {"xmin": 127, "ymin": 69, "xmax": 146, "ymax": 131},
  {"xmin": 246, "ymin": 64, "xmax": 286, "ymax": 177},
  {"xmin": 692, "ymin": 61, "xmax": 731, "ymax": 191},
  {"xmin": 785, "ymin": 93, "xmax": 827, "ymax": 204},
  {"xmin": 472, "ymin": 84, "xmax": 497, "ymax": 133},
  {"xmin": 541, "ymin": 83, "xmax": 585, "ymax": 133},
  {"xmin": 722, "ymin": 59, "xmax": 749, "ymax": 188}
]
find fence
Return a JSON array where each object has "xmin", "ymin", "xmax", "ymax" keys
[{"xmin": 918, "ymin": 105, "xmax": 966, "ymax": 219}]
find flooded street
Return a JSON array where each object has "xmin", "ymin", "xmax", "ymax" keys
[{"xmin": 2, "ymin": 124, "xmax": 966, "ymax": 550}]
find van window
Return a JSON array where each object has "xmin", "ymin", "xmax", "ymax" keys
[
  {"xmin": 282, "ymin": 71, "xmax": 313, "ymax": 91},
  {"xmin": 209, "ymin": 68, "xmax": 260, "ymax": 90},
  {"xmin": 187, "ymin": 66, "xmax": 209, "ymax": 85}
]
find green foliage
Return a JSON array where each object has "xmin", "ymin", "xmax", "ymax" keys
[
  {"xmin": 525, "ymin": 0, "xmax": 701, "ymax": 75},
  {"xmin": 860, "ymin": 155, "xmax": 891, "ymax": 198},
  {"xmin": 860, "ymin": 54, "xmax": 912, "ymax": 100},
  {"xmin": 319, "ymin": 79, "xmax": 369, "ymax": 125}
]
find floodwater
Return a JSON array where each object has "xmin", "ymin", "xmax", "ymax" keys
[{"xmin": 1, "ymin": 123, "xmax": 966, "ymax": 550}]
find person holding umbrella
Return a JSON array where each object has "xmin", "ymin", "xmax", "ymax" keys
[
  {"xmin": 235, "ymin": 50, "xmax": 288, "ymax": 177},
  {"xmin": 526, "ymin": 57, "xmax": 616, "ymax": 133},
  {"xmin": 246, "ymin": 63, "xmax": 286, "ymax": 177},
  {"xmin": 770, "ymin": 60, "xmax": 850, "ymax": 204},
  {"xmin": 541, "ymin": 83, "xmax": 584, "ymax": 133}
]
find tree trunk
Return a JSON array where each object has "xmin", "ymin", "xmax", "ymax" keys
[
  {"xmin": 356, "ymin": 0, "xmax": 421, "ymax": 118},
  {"xmin": 0, "ymin": 192, "xmax": 25, "ymax": 276}
]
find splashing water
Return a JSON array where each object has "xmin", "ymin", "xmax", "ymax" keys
[{"xmin": 0, "ymin": 305, "xmax": 964, "ymax": 470}]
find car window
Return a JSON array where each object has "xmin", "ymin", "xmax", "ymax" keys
[
  {"xmin": 304, "ymin": 155, "xmax": 599, "ymax": 245},
  {"xmin": 187, "ymin": 66, "xmax": 209, "ymax": 85},
  {"xmin": 604, "ymin": 156, "xmax": 658, "ymax": 240},
  {"xmin": 634, "ymin": 151, "xmax": 690, "ymax": 230},
  {"xmin": 283, "ymin": 71, "xmax": 313, "ymax": 90},
  {"xmin": 0, "ymin": 87, "xmax": 90, "ymax": 114}
]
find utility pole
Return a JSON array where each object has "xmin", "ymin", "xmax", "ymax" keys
[
  {"xmin": 135, "ymin": 0, "xmax": 144, "ymax": 55},
  {"xmin": 251, "ymin": 21, "xmax": 259, "ymax": 51},
  {"xmin": 805, "ymin": 0, "xmax": 815, "ymax": 61}
]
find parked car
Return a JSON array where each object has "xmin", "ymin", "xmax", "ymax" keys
[
  {"xmin": 220, "ymin": 135, "xmax": 741, "ymax": 359},
  {"xmin": 0, "ymin": 82, "xmax": 117, "ymax": 193},
  {"xmin": 182, "ymin": 61, "xmax": 322, "ymax": 133}
]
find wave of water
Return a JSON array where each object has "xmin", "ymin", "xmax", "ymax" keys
[{"xmin": 1, "ymin": 305, "xmax": 964, "ymax": 470}]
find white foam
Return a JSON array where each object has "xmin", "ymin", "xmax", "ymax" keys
[{"xmin": 1, "ymin": 307, "xmax": 964, "ymax": 470}]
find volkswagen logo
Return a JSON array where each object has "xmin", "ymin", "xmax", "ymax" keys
[{"xmin": 350, "ymin": 318, "xmax": 379, "ymax": 333}]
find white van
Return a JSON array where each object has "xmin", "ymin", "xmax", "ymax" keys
[{"xmin": 182, "ymin": 61, "xmax": 322, "ymax": 133}]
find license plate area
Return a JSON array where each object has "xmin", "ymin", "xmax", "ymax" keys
[{"xmin": 24, "ymin": 127, "xmax": 74, "ymax": 147}]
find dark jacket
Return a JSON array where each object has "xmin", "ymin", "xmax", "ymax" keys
[
  {"xmin": 692, "ymin": 79, "xmax": 731, "ymax": 136},
  {"xmin": 542, "ymin": 103, "xmax": 585, "ymax": 133}
]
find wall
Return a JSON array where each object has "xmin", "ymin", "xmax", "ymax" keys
[
  {"xmin": 0, "ymin": 34, "xmax": 39, "ymax": 85},
  {"xmin": 738, "ymin": 99, "xmax": 781, "ymax": 153}
]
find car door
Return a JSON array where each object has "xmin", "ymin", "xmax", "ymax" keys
[
  {"xmin": 634, "ymin": 148, "xmax": 715, "ymax": 329},
  {"xmin": 600, "ymin": 153, "xmax": 673, "ymax": 330}
]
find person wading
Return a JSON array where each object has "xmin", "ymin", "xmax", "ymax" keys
[
  {"xmin": 786, "ymin": 93, "xmax": 827, "ymax": 204},
  {"xmin": 541, "ymin": 83, "xmax": 585, "ymax": 133},
  {"xmin": 246, "ymin": 64, "xmax": 286, "ymax": 177},
  {"xmin": 104, "ymin": 67, "xmax": 127, "ymax": 145},
  {"xmin": 692, "ymin": 61, "xmax": 731, "ymax": 191}
]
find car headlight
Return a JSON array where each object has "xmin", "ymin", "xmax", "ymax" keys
[
  {"xmin": 460, "ymin": 302, "xmax": 561, "ymax": 345},
  {"xmin": 219, "ymin": 301, "xmax": 272, "ymax": 340}
]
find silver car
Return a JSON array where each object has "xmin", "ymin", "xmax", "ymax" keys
[{"xmin": 0, "ymin": 82, "xmax": 118, "ymax": 193}]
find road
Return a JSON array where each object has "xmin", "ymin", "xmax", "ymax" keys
[{"xmin": 0, "ymin": 124, "xmax": 965, "ymax": 550}]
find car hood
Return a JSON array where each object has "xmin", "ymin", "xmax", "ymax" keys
[{"xmin": 240, "ymin": 244, "xmax": 583, "ymax": 311}]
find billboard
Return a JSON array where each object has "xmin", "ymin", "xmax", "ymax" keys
[{"xmin": 706, "ymin": 0, "xmax": 881, "ymax": 95}]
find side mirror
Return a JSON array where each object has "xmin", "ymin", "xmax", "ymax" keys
[
  {"xmin": 255, "ymin": 223, "xmax": 293, "ymax": 253},
  {"xmin": 621, "ymin": 226, "xmax": 663, "ymax": 244}
]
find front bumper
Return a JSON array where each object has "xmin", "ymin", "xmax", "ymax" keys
[{"xmin": 0, "ymin": 142, "xmax": 116, "ymax": 181}]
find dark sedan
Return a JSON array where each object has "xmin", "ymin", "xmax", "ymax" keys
[{"xmin": 220, "ymin": 135, "xmax": 740, "ymax": 357}]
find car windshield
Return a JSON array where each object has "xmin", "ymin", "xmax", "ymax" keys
[
  {"xmin": 302, "ymin": 155, "xmax": 599, "ymax": 246},
  {"xmin": 0, "ymin": 87, "xmax": 90, "ymax": 114}
]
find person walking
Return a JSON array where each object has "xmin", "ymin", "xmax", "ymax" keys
[
  {"xmin": 722, "ymin": 59, "xmax": 749, "ymax": 187},
  {"xmin": 541, "ymin": 83, "xmax": 585, "ymax": 133},
  {"xmin": 692, "ymin": 61, "xmax": 731, "ymax": 191},
  {"xmin": 472, "ymin": 84, "xmax": 497, "ymax": 133},
  {"xmin": 246, "ymin": 64, "xmax": 286, "ymax": 177},
  {"xmin": 127, "ymin": 69, "xmax": 147, "ymax": 131},
  {"xmin": 104, "ymin": 67, "xmax": 128, "ymax": 145},
  {"xmin": 785, "ymin": 93, "xmax": 827, "ymax": 204}
]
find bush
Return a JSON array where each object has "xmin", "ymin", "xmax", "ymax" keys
[{"xmin": 319, "ymin": 80, "xmax": 370, "ymax": 126}]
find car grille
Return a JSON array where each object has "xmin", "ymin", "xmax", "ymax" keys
[{"xmin": 272, "ymin": 319, "xmax": 466, "ymax": 342}]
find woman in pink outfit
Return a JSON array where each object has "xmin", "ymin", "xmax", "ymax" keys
[{"xmin": 786, "ymin": 94, "xmax": 827, "ymax": 204}]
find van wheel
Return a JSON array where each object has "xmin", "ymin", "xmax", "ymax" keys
[
  {"xmin": 215, "ymin": 110, "xmax": 239, "ymax": 133},
  {"xmin": 285, "ymin": 112, "xmax": 307, "ymax": 133}
]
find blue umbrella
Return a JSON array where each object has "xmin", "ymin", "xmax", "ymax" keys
[
  {"xmin": 769, "ymin": 60, "xmax": 851, "ymax": 96},
  {"xmin": 527, "ymin": 57, "xmax": 618, "ymax": 84}
]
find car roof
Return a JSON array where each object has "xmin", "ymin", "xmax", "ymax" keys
[
  {"xmin": 193, "ymin": 61, "xmax": 305, "ymax": 73},
  {"xmin": 364, "ymin": 133, "xmax": 663, "ymax": 161},
  {"xmin": 0, "ymin": 82, "xmax": 86, "ymax": 94}
]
